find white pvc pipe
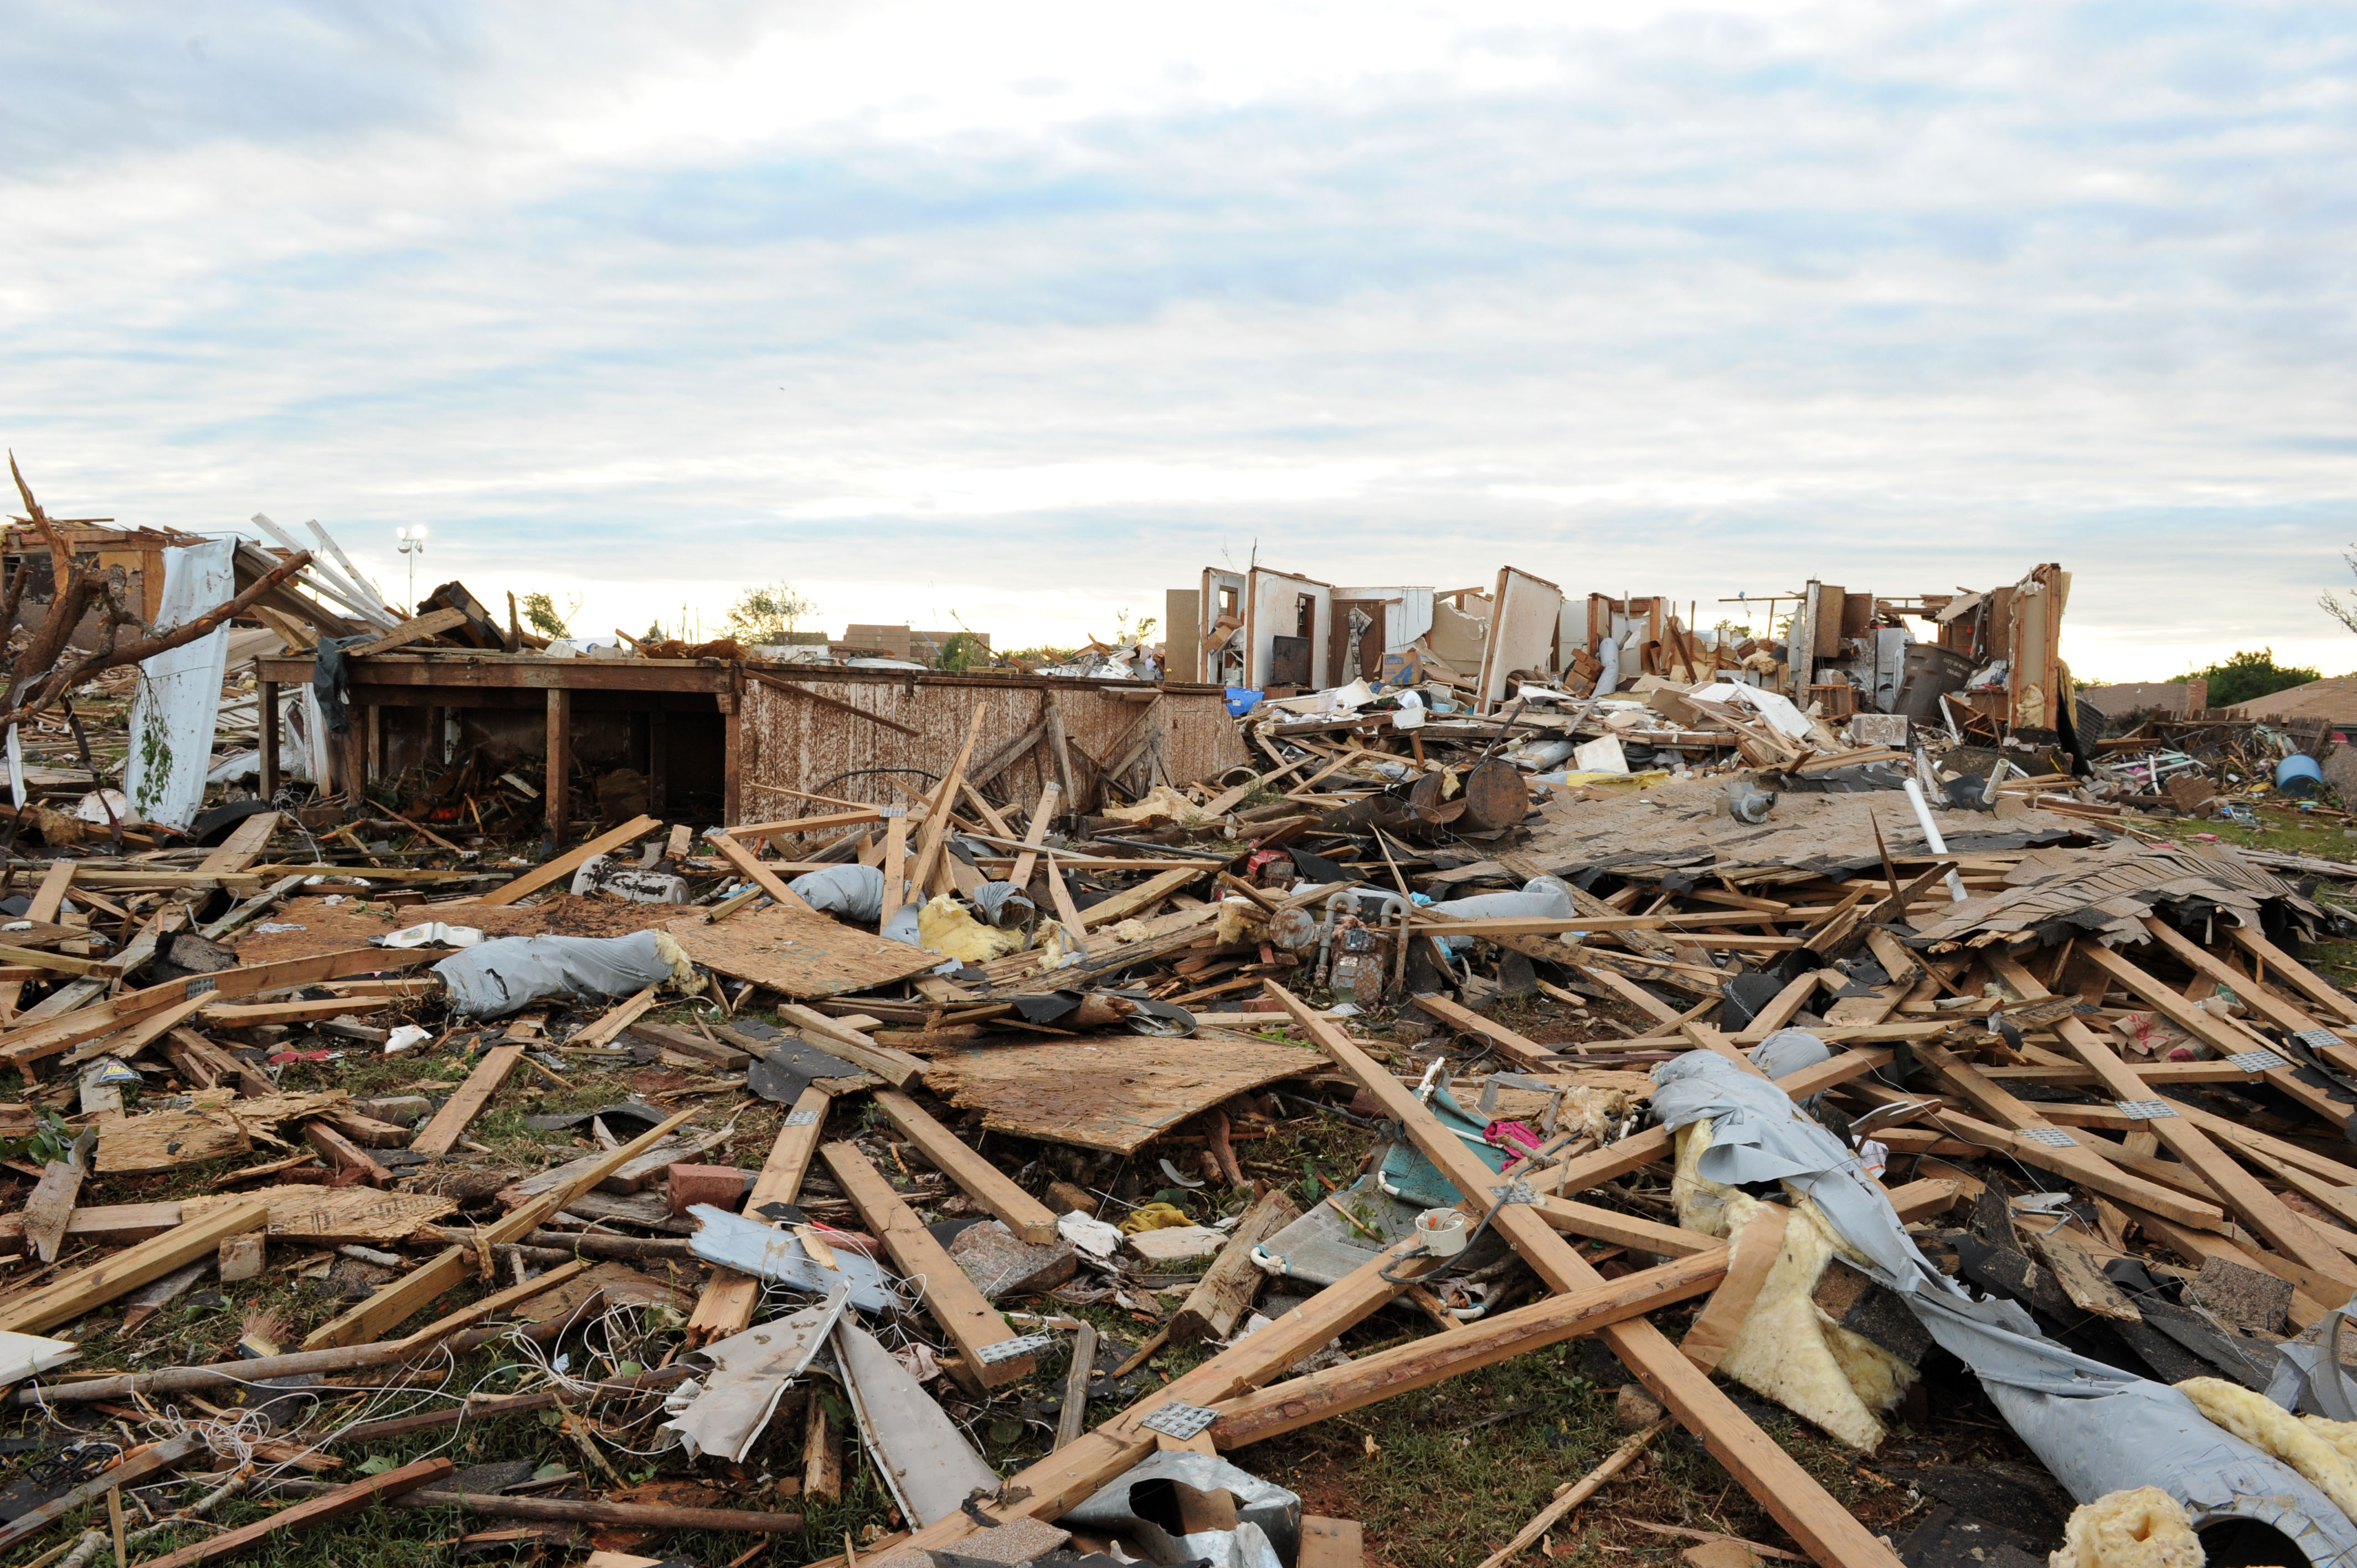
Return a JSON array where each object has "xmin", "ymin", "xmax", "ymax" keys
[{"xmin": 1903, "ymin": 779, "xmax": 1972, "ymax": 902}]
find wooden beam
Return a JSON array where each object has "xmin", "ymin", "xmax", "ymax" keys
[
  {"xmin": 545, "ymin": 687, "xmax": 572, "ymax": 846},
  {"xmin": 821, "ymin": 1141, "xmax": 1035, "ymax": 1387},
  {"xmin": 1079, "ymin": 865, "xmax": 1209, "ymax": 929},
  {"xmin": 1410, "ymin": 993, "xmax": 1558, "ymax": 1070},
  {"xmin": 136, "ymin": 1457, "xmax": 455, "ymax": 1568},
  {"xmin": 569, "ymin": 986, "xmax": 658, "ymax": 1049},
  {"xmin": 347, "ymin": 606, "xmax": 469, "ymax": 658},
  {"xmin": 907, "ymin": 706, "xmax": 987, "ymax": 900},
  {"xmin": 196, "ymin": 811, "xmax": 281, "ymax": 874},
  {"xmin": 686, "ymin": 1084, "xmax": 833, "ymax": 1346},
  {"xmin": 874, "ymin": 1088, "xmax": 1058, "ymax": 1243},
  {"xmin": 409, "ymin": 1045, "xmax": 524, "ymax": 1158},
  {"xmin": 706, "ymin": 831, "xmax": 821, "ymax": 915},
  {"xmin": 0, "ymin": 1199, "xmax": 267, "ymax": 1334},
  {"xmin": 476, "ymin": 813, "xmax": 662, "ymax": 907},
  {"xmin": 1210, "ymin": 1246, "xmax": 1729, "ymax": 1447},
  {"xmin": 1263, "ymin": 981, "xmax": 1906, "ymax": 1568},
  {"xmin": 2226, "ymin": 922, "xmax": 2357, "ymax": 1027},
  {"xmin": 774, "ymin": 1003, "xmax": 924, "ymax": 1087},
  {"xmin": 1009, "ymin": 781, "xmax": 1059, "ymax": 890},
  {"xmin": 299, "ymin": 1108, "xmax": 695, "ymax": 1350},
  {"xmin": 1581, "ymin": 964, "xmax": 1684, "ymax": 1025},
  {"xmin": 1990, "ymin": 952, "xmax": 2357, "ymax": 1286},
  {"xmin": 1171, "ymin": 1188, "xmax": 1301, "ymax": 1344}
]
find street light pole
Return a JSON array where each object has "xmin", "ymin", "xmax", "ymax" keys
[{"xmin": 395, "ymin": 527, "xmax": 426, "ymax": 613}]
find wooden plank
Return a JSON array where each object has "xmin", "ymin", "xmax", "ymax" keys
[
  {"xmin": 877, "ymin": 812, "xmax": 910, "ymax": 922},
  {"xmin": 1730, "ymin": 971, "xmax": 1826, "ymax": 1045},
  {"xmin": 568, "ymin": 986, "xmax": 657, "ymax": 1049},
  {"xmin": 706, "ymin": 829, "xmax": 821, "ymax": 915},
  {"xmin": 95, "ymin": 1105, "xmax": 252, "ymax": 1173},
  {"xmin": 0, "ymin": 1199, "xmax": 184, "ymax": 1247},
  {"xmin": 61, "ymin": 992, "xmax": 215, "ymax": 1069},
  {"xmin": 347, "ymin": 606, "xmax": 469, "ymax": 658},
  {"xmin": 0, "ymin": 1433, "xmax": 204, "ymax": 1555},
  {"xmin": 1264, "ymin": 982, "xmax": 1905, "ymax": 1568},
  {"xmin": 2226, "ymin": 922, "xmax": 2357, "ymax": 1027},
  {"xmin": 822, "ymin": 1141, "xmax": 1035, "ymax": 1386},
  {"xmin": 1678, "ymin": 1204, "xmax": 1787, "ymax": 1370},
  {"xmin": 545, "ymin": 687, "xmax": 571, "ymax": 844},
  {"xmin": 669, "ymin": 902, "xmax": 940, "ymax": 1002},
  {"xmin": 197, "ymin": 811, "xmax": 282, "ymax": 874},
  {"xmin": 1172, "ymin": 1188, "xmax": 1301, "ymax": 1344},
  {"xmin": 874, "ymin": 1088, "xmax": 1058, "ymax": 1244},
  {"xmin": 774, "ymin": 1002, "xmax": 926, "ymax": 1087},
  {"xmin": 299, "ymin": 1108, "xmax": 696, "ymax": 1350},
  {"xmin": 476, "ymin": 814, "xmax": 661, "ymax": 907},
  {"xmin": 1078, "ymin": 865, "xmax": 1209, "ymax": 929},
  {"xmin": 1581, "ymin": 964, "xmax": 1684, "ymax": 1025},
  {"xmin": 21, "ymin": 1154, "xmax": 84, "ymax": 1263},
  {"xmin": 685, "ymin": 1084, "xmax": 833, "ymax": 1346},
  {"xmin": 410, "ymin": 1046, "xmax": 524, "ymax": 1157},
  {"xmin": 0, "ymin": 1199, "xmax": 267, "ymax": 1334},
  {"xmin": 1410, "ymin": 993, "xmax": 1558, "ymax": 1070},
  {"xmin": 1680, "ymin": 1020, "xmax": 1772, "ymax": 1080},
  {"xmin": 136, "ymin": 1457, "xmax": 454, "ymax": 1568},
  {"xmin": 2138, "ymin": 916, "xmax": 2321, "ymax": 1036},
  {"xmin": 907, "ymin": 706, "xmax": 987, "ymax": 900},
  {"xmin": 1990, "ymin": 952, "xmax": 2357, "ymax": 1286},
  {"xmin": 182, "ymin": 1186, "xmax": 456, "ymax": 1245},
  {"xmin": 1010, "ymin": 781, "xmax": 1059, "ymax": 890},
  {"xmin": 1211, "ymin": 1247, "xmax": 1728, "ymax": 1448},
  {"xmin": 0, "ymin": 861, "xmax": 74, "ymax": 1022}
]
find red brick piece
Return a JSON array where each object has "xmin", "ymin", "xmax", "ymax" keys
[{"xmin": 665, "ymin": 1163, "xmax": 753, "ymax": 1216}]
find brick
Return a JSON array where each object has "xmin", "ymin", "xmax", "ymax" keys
[{"xmin": 665, "ymin": 1164, "xmax": 753, "ymax": 1217}]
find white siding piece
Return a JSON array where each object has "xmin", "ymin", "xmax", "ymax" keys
[
  {"xmin": 1474, "ymin": 565, "xmax": 1567, "ymax": 712},
  {"xmin": 122, "ymin": 540, "xmax": 235, "ymax": 829}
]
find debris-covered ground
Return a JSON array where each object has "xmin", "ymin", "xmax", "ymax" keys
[{"xmin": 14, "ymin": 514, "xmax": 2357, "ymax": 1568}]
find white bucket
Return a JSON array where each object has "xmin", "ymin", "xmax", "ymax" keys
[{"xmin": 1415, "ymin": 1208, "xmax": 1469, "ymax": 1257}]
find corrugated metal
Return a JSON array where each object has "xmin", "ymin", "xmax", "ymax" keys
[{"xmin": 735, "ymin": 671, "xmax": 1250, "ymax": 825}]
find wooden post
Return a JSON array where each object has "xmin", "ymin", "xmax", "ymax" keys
[
  {"xmin": 424, "ymin": 705, "xmax": 444, "ymax": 768},
  {"xmin": 366, "ymin": 702, "xmax": 383, "ymax": 783},
  {"xmin": 647, "ymin": 703, "xmax": 667, "ymax": 816},
  {"xmin": 259, "ymin": 680, "xmax": 280, "ymax": 798},
  {"xmin": 545, "ymin": 688, "xmax": 572, "ymax": 846},
  {"xmin": 721, "ymin": 679, "xmax": 742, "ymax": 827}
]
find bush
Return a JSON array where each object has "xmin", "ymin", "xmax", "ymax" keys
[{"xmin": 2186, "ymin": 648, "xmax": 2320, "ymax": 709}]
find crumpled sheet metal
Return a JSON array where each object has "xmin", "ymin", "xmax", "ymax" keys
[
  {"xmin": 434, "ymin": 931, "xmax": 689, "ymax": 1018},
  {"xmin": 835, "ymin": 1317, "xmax": 997, "ymax": 1527},
  {"xmin": 1061, "ymin": 1450, "xmax": 1300, "ymax": 1567},
  {"xmin": 661, "ymin": 1288, "xmax": 848, "ymax": 1461},
  {"xmin": 685, "ymin": 1204, "xmax": 897, "ymax": 1314},
  {"xmin": 1648, "ymin": 1048, "xmax": 2357, "ymax": 1564}
]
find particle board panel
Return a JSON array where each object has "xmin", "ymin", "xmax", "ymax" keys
[
  {"xmin": 918, "ymin": 1031, "xmax": 1326, "ymax": 1154},
  {"xmin": 667, "ymin": 903, "xmax": 943, "ymax": 999}
]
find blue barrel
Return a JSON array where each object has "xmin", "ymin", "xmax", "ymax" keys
[{"xmin": 2277, "ymin": 753, "xmax": 2324, "ymax": 797}]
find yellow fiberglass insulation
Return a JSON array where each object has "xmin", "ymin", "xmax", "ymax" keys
[
  {"xmin": 649, "ymin": 930, "xmax": 699, "ymax": 991},
  {"xmin": 1670, "ymin": 1122, "xmax": 1914, "ymax": 1451},
  {"xmin": 1214, "ymin": 897, "xmax": 1267, "ymax": 946},
  {"xmin": 2178, "ymin": 1376, "xmax": 2357, "ymax": 1523},
  {"xmin": 2048, "ymin": 1487, "xmax": 2204, "ymax": 1568},
  {"xmin": 915, "ymin": 894, "xmax": 1027, "ymax": 963},
  {"xmin": 2305, "ymin": 1412, "xmax": 2357, "ymax": 1471}
]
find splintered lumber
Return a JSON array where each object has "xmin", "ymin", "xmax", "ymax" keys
[
  {"xmin": 0, "ymin": 1199, "xmax": 267, "ymax": 1334},
  {"xmin": 0, "ymin": 946, "xmax": 440, "ymax": 1070},
  {"xmin": 907, "ymin": 706, "xmax": 987, "ymax": 900},
  {"xmin": 821, "ymin": 1141, "xmax": 1035, "ymax": 1386},
  {"xmin": 774, "ymin": 1003, "xmax": 925, "ymax": 1086},
  {"xmin": 410, "ymin": 1045, "xmax": 525, "ymax": 1157},
  {"xmin": 873, "ymin": 1089, "xmax": 1058, "ymax": 1244},
  {"xmin": 1265, "ymin": 981, "xmax": 1906, "ymax": 1568},
  {"xmin": 1412, "ymin": 993, "xmax": 1559, "ymax": 1070},
  {"xmin": 1172, "ymin": 1187, "xmax": 1303, "ymax": 1343},
  {"xmin": 0, "ymin": 1433, "xmax": 204, "ymax": 1555},
  {"xmin": 571, "ymin": 986, "xmax": 658, "ymax": 1049},
  {"xmin": 686, "ymin": 1084, "xmax": 833, "ymax": 1346},
  {"xmin": 706, "ymin": 831, "xmax": 820, "ymax": 914},
  {"xmin": 1078, "ymin": 865, "xmax": 1209, "ymax": 929},
  {"xmin": 1212, "ymin": 1249, "xmax": 1728, "ymax": 1446},
  {"xmin": 346, "ymin": 606, "xmax": 469, "ymax": 658},
  {"xmin": 0, "ymin": 1200, "xmax": 184, "ymax": 1247},
  {"xmin": 1010, "ymin": 781, "xmax": 1059, "ymax": 889},
  {"xmin": 671, "ymin": 904, "xmax": 942, "ymax": 1001},
  {"xmin": 476, "ymin": 814, "xmax": 662, "ymax": 907},
  {"xmin": 22, "ymin": 1153, "xmax": 84, "ymax": 1263},
  {"xmin": 1676, "ymin": 1205, "xmax": 1787, "ymax": 1370},
  {"xmin": 1989, "ymin": 953, "xmax": 2357, "ymax": 1286},
  {"xmin": 0, "ymin": 860, "xmax": 73, "ymax": 1022},
  {"xmin": 1474, "ymin": 1421, "xmax": 1671, "ymax": 1568},
  {"xmin": 300, "ymin": 1108, "xmax": 696, "ymax": 1350},
  {"xmin": 136, "ymin": 1457, "xmax": 454, "ymax": 1568}
]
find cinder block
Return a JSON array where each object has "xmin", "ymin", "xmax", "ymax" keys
[{"xmin": 666, "ymin": 1163, "xmax": 753, "ymax": 1216}]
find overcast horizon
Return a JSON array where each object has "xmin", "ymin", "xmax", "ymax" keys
[{"xmin": 4, "ymin": 3, "xmax": 2354, "ymax": 683}]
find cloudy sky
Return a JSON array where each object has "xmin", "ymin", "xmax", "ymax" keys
[{"xmin": 3, "ymin": 2, "xmax": 2353, "ymax": 679}]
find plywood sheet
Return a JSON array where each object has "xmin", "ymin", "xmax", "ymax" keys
[
  {"xmin": 184, "ymin": 1185, "xmax": 457, "ymax": 1244},
  {"xmin": 667, "ymin": 905, "xmax": 942, "ymax": 999},
  {"xmin": 919, "ymin": 1031, "xmax": 1326, "ymax": 1154}
]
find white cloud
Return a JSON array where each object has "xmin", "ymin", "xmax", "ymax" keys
[{"xmin": 0, "ymin": 1, "xmax": 2351, "ymax": 669}]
